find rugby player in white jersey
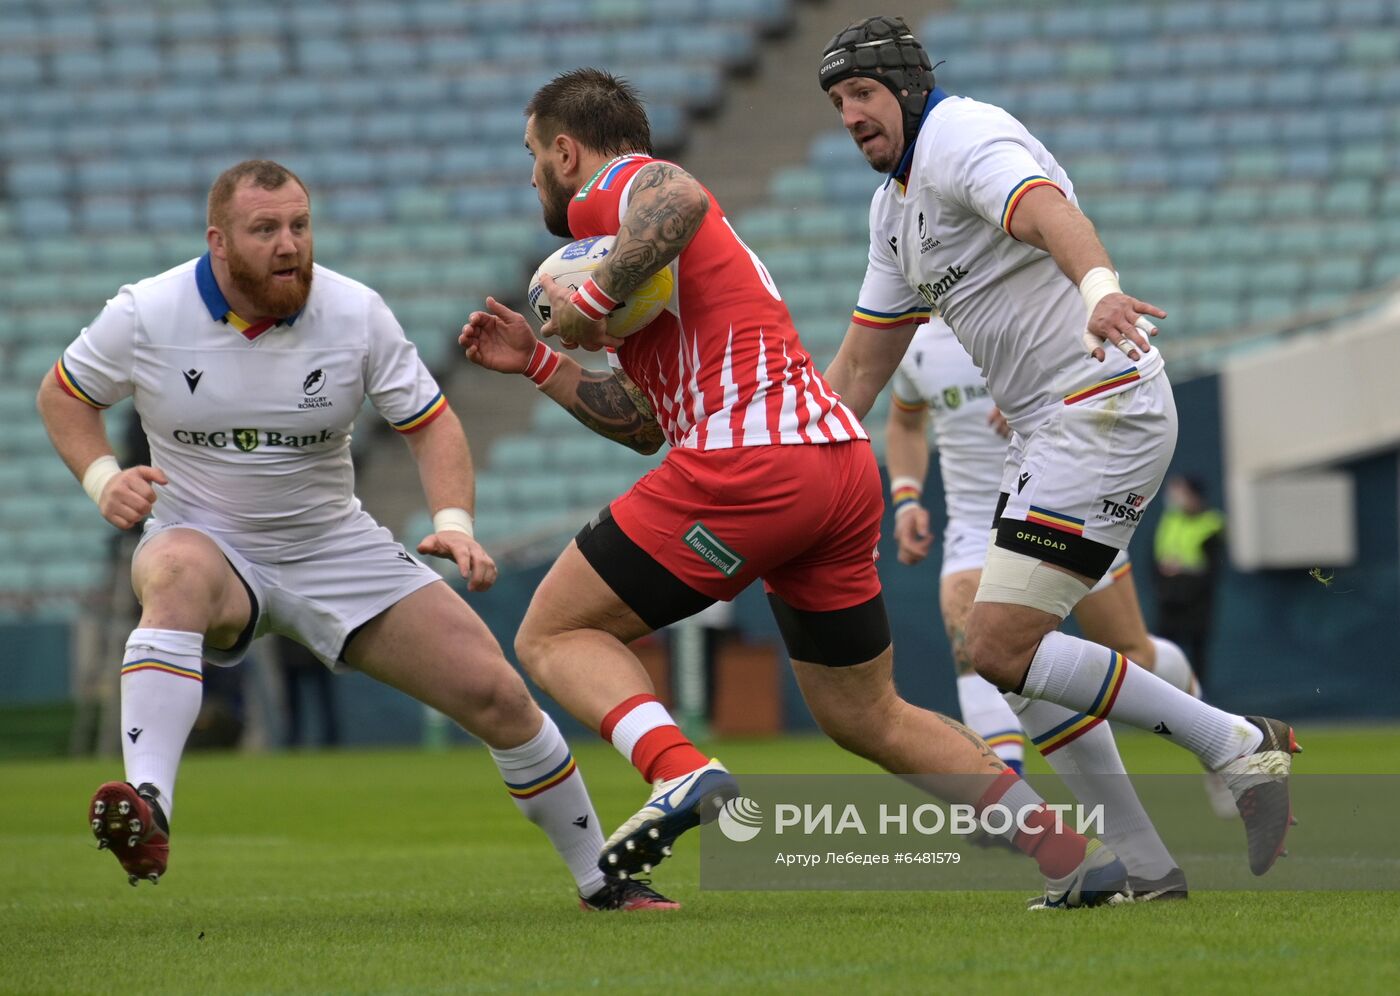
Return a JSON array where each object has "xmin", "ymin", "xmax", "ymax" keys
[
  {"xmin": 463, "ymin": 69, "xmax": 1131, "ymax": 909},
  {"xmin": 818, "ymin": 17, "xmax": 1298, "ymax": 876},
  {"xmin": 36, "ymin": 160, "xmax": 674, "ymax": 911}
]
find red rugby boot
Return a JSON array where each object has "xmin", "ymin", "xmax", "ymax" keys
[{"xmin": 89, "ymin": 781, "xmax": 169, "ymax": 886}]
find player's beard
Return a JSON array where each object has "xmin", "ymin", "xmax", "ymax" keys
[
  {"xmin": 855, "ymin": 125, "xmax": 903, "ymax": 174},
  {"xmin": 226, "ymin": 241, "xmax": 314, "ymax": 318},
  {"xmin": 536, "ymin": 163, "xmax": 574, "ymax": 238}
]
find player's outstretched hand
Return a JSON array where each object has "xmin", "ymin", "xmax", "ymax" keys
[
  {"xmin": 418, "ymin": 530, "xmax": 499, "ymax": 592},
  {"xmin": 1083, "ymin": 291, "xmax": 1164, "ymax": 363},
  {"xmin": 538, "ymin": 273, "xmax": 624, "ymax": 352},
  {"xmin": 461, "ymin": 297, "xmax": 537, "ymax": 374},
  {"xmin": 893, "ymin": 505, "xmax": 934, "ymax": 566},
  {"xmin": 99, "ymin": 465, "xmax": 167, "ymax": 530}
]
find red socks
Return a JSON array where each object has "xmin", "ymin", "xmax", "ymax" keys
[
  {"xmin": 599, "ymin": 693, "xmax": 708, "ymax": 783},
  {"xmin": 976, "ymin": 769, "xmax": 1089, "ymax": 879}
]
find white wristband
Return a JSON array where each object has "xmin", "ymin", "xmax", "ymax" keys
[
  {"xmin": 889, "ymin": 476, "xmax": 923, "ymax": 495},
  {"xmin": 82, "ymin": 455, "xmax": 121, "ymax": 506},
  {"xmin": 432, "ymin": 507, "xmax": 475, "ymax": 539},
  {"xmin": 1078, "ymin": 266, "xmax": 1121, "ymax": 314}
]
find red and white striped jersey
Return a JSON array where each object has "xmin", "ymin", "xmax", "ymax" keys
[{"xmin": 569, "ymin": 154, "xmax": 865, "ymax": 451}]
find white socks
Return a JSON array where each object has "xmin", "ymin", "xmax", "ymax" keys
[
  {"xmin": 1022, "ymin": 631, "xmax": 1259, "ymax": 770},
  {"xmin": 489, "ymin": 711, "xmax": 607, "ymax": 897},
  {"xmin": 1148, "ymin": 636, "xmax": 1199, "ymax": 697},
  {"xmin": 120, "ymin": 628, "xmax": 205, "ymax": 821},
  {"xmin": 956, "ymin": 674, "xmax": 1025, "ymax": 773},
  {"xmin": 1009, "ymin": 693, "xmax": 1178, "ymax": 879}
]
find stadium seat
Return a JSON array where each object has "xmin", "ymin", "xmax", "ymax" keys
[
  {"xmin": 1321, "ymin": 180, "xmax": 1375, "ymax": 218},
  {"xmin": 1345, "ymin": 30, "xmax": 1400, "ymax": 65},
  {"xmin": 1334, "ymin": 0, "xmax": 1390, "ymax": 27}
]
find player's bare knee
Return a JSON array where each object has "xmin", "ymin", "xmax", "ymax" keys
[
  {"xmin": 512, "ymin": 613, "xmax": 556, "ymax": 683},
  {"xmin": 964, "ymin": 617, "xmax": 1030, "ymax": 691},
  {"xmin": 459, "ymin": 671, "xmax": 537, "ymax": 744},
  {"xmin": 134, "ymin": 536, "xmax": 226, "ymax": 614}
]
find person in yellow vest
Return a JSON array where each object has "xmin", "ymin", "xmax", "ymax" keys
[{"xmin": 1154, "ymin": 476, "xmax": 1226, "ymax": 680}]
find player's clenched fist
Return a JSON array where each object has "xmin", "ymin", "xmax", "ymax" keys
[
  {"xmin": 460, "ymin": 297, "xmax": 538, "ymax": 373},
  {"xmin": 417, "ymin": 530, "xmax": 499, "ymax": 592},
  {"xmin": 893, "ymin": 504, "xmax": 934, "ymax": 566},
  {"xmin": 99, "ymin": 466, "xmax": 168, "ymax": 530}
]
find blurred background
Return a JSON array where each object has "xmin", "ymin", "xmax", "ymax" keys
[{"xmin": 2, "ymin": 0, "xmax": 1397, "ymax": 758}]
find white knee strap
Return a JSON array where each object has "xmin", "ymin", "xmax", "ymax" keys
[{"xmin": 974, "ymin": 536, "xmax": 1092, "ymax": 619}]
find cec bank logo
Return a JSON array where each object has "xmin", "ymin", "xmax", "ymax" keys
[{"xmin": 717, "ymin": 797, "xmax": 764, "ymax": 843}]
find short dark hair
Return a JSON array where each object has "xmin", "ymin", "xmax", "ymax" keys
[
  {"xmin": 525, "ymin": 68, "xmax": 653, "ymax": 157},
  {"xmin": 207, "ymin": 159, "xmax": 309, "ymax": 230}
]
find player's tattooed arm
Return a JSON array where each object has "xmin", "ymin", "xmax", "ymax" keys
[
  {"xmin": 598, "ymin": 162, "xmax": 709, "ymax": 299},
  {"xmin": 566, "ymin": 369, "xmax": 665, "ymax": 455}
]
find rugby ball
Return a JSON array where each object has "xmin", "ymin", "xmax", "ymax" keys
[{"xmin": 526, "ymin": 235, "xmax": 674, "ymax": 338}]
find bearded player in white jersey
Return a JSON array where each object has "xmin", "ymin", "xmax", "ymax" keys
[
  {"xmin": 464, "ymin": 69, "xmax": 1133, "ymax": 908},
  {"xmin": 820, "ymin": 17, "xmax": 1298, "ymax": 877},
  {"xmin": 36, "ymin": 159, "xmax": 672, "ymax": 911}
]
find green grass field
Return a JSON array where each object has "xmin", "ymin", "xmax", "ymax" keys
[{"xmin": 5, "ymin": 727, "xmax": 1400, "ymax": 994}]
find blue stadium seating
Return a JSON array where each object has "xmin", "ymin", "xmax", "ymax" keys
[
  {"xmin": 0, "ymin": 0, "xmax": 795, "ymax": 614},
  {"xmin": 6, "ymin": 0, "xmax": 1393, "ymax": 613},
  {"xmin": 736, "ymin": 0, "xmax": 1398, "ymax": 375}
]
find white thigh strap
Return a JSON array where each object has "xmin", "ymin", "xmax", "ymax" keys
[{"xmin": 974, "ymin": 534, "xmax": 1092, "ymax": 619}]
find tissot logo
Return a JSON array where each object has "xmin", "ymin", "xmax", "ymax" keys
[
  {"xmin": 303, "ymin": 369, "xmax": 325, "ymax": 395},
  {"xmin": 1098, "ymin": 492, "xmax": 1147, "ymax": 523}
]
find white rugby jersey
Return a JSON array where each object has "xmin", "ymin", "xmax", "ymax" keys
[
  {"xmin": 56, "ymin": 254, "xmax": 447, "ymax": 558},
  {"xmin": 891, "ymin": 318, "xmax": 1003, "ymax": 526},
  {"xmin": 854, "ymin": 91, "xmax": 1165, "ymax": 432}
]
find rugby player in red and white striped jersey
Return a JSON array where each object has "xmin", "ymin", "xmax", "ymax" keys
[{"xmin": 462, "ymin": 69, "xmax": 1125, "ymax": 906}]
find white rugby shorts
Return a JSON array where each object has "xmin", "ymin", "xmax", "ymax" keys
[
  {"xmin": 994, "ymin": 373, "xmax": 1177, "ymax": 576},
  {"xmin": 136, "ymin": 510, "xmax": 443, "ymax": 669},
  {"xmin": 939, "ymin": 515, "xmax": 994, "ymax": 578}
]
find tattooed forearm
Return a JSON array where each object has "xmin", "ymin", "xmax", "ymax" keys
[
  {"xmin": 567, "ymin": 370, "xmax": 665, "ymax": 454},
  {"xmin": 937, "ymin": 714, "xmax": 1007, "ymax": 773},
  {"xmin": 598, "ymin": 163, "xmax": 708, "ymax": 299}
]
